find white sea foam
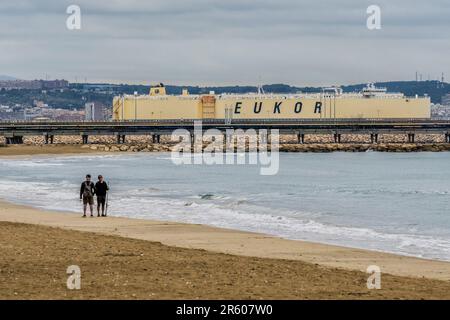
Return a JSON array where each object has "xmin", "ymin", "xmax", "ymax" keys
[
  {"xmin": 107, "ymin": 196, "xmax": 450, "ymax": 260},
  {"xmin": 2, "ymin": 152, "xmax": 450, "ymax": 261},
  {"xmin": 1, "ymin": 160, "xmax": 64, "ymax": 168},
  {"xmin": 1, "ymin": 178, "xmax": 449, "ymax": 261}
]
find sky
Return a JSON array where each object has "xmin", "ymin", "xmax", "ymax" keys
[{"xmin": 0, "ymin": 0, "xmax": 449, "ymax": 86}]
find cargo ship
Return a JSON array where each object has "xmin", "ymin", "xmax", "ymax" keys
[{"xmin": 112, "ymin": 83, "xmax": 430, "ymax": 121}]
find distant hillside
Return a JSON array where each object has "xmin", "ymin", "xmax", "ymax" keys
[
  {"xmin": 162, "ymin": 81, "xmax": 450, "ymax": 104},
  {"xmin": 2, "ymin": 80, "xmax": 448, "ymax": 109},
  {"xmin": 162, "ymin": 83, "xmax": 322, "ymax": 95}
]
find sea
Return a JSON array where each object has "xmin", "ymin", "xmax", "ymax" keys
[{"xmin": 1, "ymin": 152, "xmax": 450, "ymax": 261}]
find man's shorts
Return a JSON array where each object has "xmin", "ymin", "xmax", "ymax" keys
[
  {"xmin": 83, "ymin": 195, "xmax": 94, "ymax": 205},
  {"xmin": 97, "ymin": 196, "xmax": 106, "ymax": 206}
]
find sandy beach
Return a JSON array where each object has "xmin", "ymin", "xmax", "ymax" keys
[
  {"xmin": 1, "ymin": 199, "xmax": 450, "ymax": 299},
  {"xmin": 0, "ymin": 144, "xmax": 98, "ymax": 157},
  {"xmin": 2, "ymin": 147, "xmax": 450, "ymax": 299}
]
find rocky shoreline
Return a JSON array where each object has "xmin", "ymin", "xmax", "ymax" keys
[
  {"xmin": 78, "ymin": 143, "xmax": 450, "ymax": 153},
  {"xmin": 1, "ymin": 134, "xmax": 450, "ymax": 152}
]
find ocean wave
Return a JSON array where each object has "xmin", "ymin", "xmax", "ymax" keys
[
  {"xmin": 2, "ymin": 182, "xmax": 450, "ymax": 261},
  {"xmin": 2, "ymin": 153, "xmax": 450, "ymax": 262},
  {"xmin": 0, "ymin": 160, "xmax": 65, "ymax": 167},
  {"xmin": 100, "ymin": 195, "xmax": 450, "ymax": 261},
  {"xmin": 331, "ymin": 187, "xmax": 450, "ymax": 197}
]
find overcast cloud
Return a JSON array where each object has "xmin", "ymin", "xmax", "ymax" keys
[{"xmin": 0, "ymin": 0, "xmax": 449, "ymax": 86}]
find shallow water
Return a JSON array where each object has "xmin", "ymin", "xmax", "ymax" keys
[{"xmin": 1, "ymin": 152, "xmax": 450, "ymax": 261}]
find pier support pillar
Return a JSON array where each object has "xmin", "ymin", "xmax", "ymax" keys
[
  {"xmin": 259, "ymin": 131, "xmax": 267, "ymax": 145},
  {"xmin": 334, "ymin": 133, "xmax": 341, "ymax": 143},
  {"xmin": 5, "ymin": 136, "xmax": 23, "ymax": 145},
  {"xmin": 44, "ymin": 134, "xmax": 54, "ymax": 144},
  {"xmin": 297, "ymin": 133, "xmax": 305, "ymax": 144},
  {"xmin": 370, "ymin": 133, "xmax": 379, "ymax": 144},
  {"xmin": 152, "ymin": 134, "xmax": 161, "ymax": 143},
  {"xmin": 190, "ymin": 132, "xmax": 196, "ymax": 152},
  {"xmin": 225, "ymin": 131, "xmax": 235, "ymax": 152},
  {"xmin": 81, "ymin": 135, "xmax": 89, "ymax": 144},
  {"xmin": 407, "ymin": 133, "xmax": 415, "ymax": 143},
  {"xmin": 116, "ymin": 135, "xmax": 126, "ymax": 144}
]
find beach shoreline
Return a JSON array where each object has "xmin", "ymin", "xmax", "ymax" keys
[
  {"xmin": 2, "ymin": 149, "xmax": 450, "ymax": 276},
  {"xmin": 3, "ymin": 199, "xmax": 450, "ymax": 299},
  {"xmin": 3, "ymin": 219, "xmax": 450, "ymax": 299},
  {"xmin": 0, "ymin": 144, "xmax": 101, "ymax": 157},
  {"xmin": 2, "ymin": 142, "xmax": 450, "ymax": 158},
  {"xmin": 1, "ymin": 199, "xmax": 450, "ymax": 282},
  {"xmin": 2, "ymin": 150, "xmax": 450, "ymax": 299}
]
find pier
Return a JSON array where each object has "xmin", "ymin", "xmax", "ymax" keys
[{"xmin": 1, "ymin": 119, "xmax": 450, "ymax": 145}]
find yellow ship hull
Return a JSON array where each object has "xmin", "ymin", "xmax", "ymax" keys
[{"xmin": 113, "ymin": 92, "xmax": 430, "ymax": 121}]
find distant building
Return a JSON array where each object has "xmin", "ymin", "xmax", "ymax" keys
[
  {"xmin": 85, "ymin": 102, "xmax": 94, "ymax": 120},
  {"xmin": 53, "ymin": 111, "xmax": 84, "ymax": 121},
  {"xmin": 0, "ymin": 79, "xmax": 69, "ymax": 90},
  {"xmin": 41, "ymin": 80, "xmax": 69, "ymax": 90},
  {"xmin": 0, "ymin": 107, "xmax": 25, "ymax": 120},
  {"xmin": 0, "ymin": 80, "xmax": 41, "ymax": 90},
  {"xmin": 441, "ymin": 94, "xmax": 450, "ymax": 106},
  {"xmin": 85, "ymin": 102, "xmax": 106, "ymax": 121},
  {"xmin": 33, "ymin": 100, "xmax": 48, "ymax": 108},
  {"xmin": 431, "ymin": 103, "xmax": 450, "ymax": 120}
]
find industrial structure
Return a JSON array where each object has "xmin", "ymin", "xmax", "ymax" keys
[
  {"xmin": 2, "ymin": 83, "xmax": 446, "ymax": 146},
  {"xmin": 2, "ymin": 119, "xmax": 450, "ymax": 145},
  {"xmin": 85, "ymin": 102, "xmax": 107, "ymax": 121},
  {"xmin": 113, "ymin": 83, "xmax": 431, "ymax": 121}
]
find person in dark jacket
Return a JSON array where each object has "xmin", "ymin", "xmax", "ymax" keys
[
  {"xmin": 80, "ymin": 174, "xmax": 96, "ymax": 217},
  {"xmin": 95, "ymin": 175, "xmax": 109, "ymax": 217}
]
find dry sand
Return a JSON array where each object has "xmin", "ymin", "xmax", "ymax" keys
[
  {"xmin": 1, "ymin": 200, "xmax": 450, "ymax": 299},
  {"xmin": 3, "ymin": 221, "xmax": 450, "ymax": 300},
  {"xmin": 2, "ymin": 200, "xmax": 450, "ymax": 281}
]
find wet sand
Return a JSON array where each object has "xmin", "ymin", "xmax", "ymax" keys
[
  {"xmin": 0, "ymin": 144, "xmax": 97, "ymax": 157},
  {"xmin": 1, "ymin": 200, "xmax": 450, "ymax": 299}
]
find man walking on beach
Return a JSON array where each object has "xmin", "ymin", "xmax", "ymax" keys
[
  {"xmin": 95, "ymin": 175, "xmax": 109, "ymax": 217},
  {"xmin": 80, "ymin": 174, "xmax": 96, "ymax": 218}
]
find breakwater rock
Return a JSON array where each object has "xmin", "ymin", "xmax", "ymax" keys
[
  {"xmin": 1, "ymin": 134, "xmax": 450, "ymax": 152},
  {"xmin": 80, "ymin": 143, "xmax": 450, "ymax": 153}
]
